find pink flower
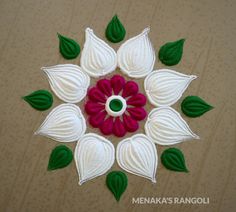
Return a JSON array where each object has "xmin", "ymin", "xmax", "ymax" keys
[{"xmin": 85, "ymin": 75, "xmax": 147, "ymax": 137}]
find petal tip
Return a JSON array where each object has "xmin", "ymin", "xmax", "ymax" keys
[
  {"xmin": 151, "ymin": 178, "xmax": 156, "ymax": 183},
  {"xmin": 78, "ymin": 180, "xmax": 84, "ymax": 185},
  {"xmin": 34, "ymin": 130, "xmax": 40, "ymax": 135},
  {"xmin": 143, "ymin": 27, "xmax": 150, "ymax": 34},
  {"xmin": 41, "ymin": 67, "xmax": 48, "ymax": 74},
  {"xmin": 85, "ymin": 27, "xmax": 93, "ymax": 32}
]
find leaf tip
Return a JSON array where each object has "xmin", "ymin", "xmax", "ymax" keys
[
  {"xmin": 184, "ymin": 168, "xmax": 189, "ymax": 173},
  {"xmin": 22, "ymin": 96, "xmax": 27, "ymax": 101},
  {"xmin": 47, "ymin": 164, "xmax": 53, "ymax": 171},
  {"xmin": 57, "ymin": 33, "xmax": 62, "ymax": 38}
]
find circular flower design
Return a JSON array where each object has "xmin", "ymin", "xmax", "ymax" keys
[
  {"xmin": 85, "ymin": 75, "xmax": 147, "ymax": 137},
  {"xmin": 24, "ymin": 20, "xmax": 212, "ymax": 200}
]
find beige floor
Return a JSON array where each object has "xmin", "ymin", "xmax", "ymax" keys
[{"xmin": 0, "ymin": 0, "xmax": 235, "ymax": 211}]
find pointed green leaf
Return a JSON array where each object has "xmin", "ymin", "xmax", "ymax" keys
[
  {"xmin": 105, "ymin": 15, "xmax": 126, "ymax": 43},
  {"xmin": 23, "ymin": 90, "xmax": 53, "ymax": 111},
  {"xmin": 181, "ymin": 96, "xmax": 214, "ymax": 118},
  {"xmin": 158, "ymin": 39, "xmax": 185, "ymax": 66},
  {"xmin": 48, "ymin": 145, "xmax": 73, "ymax": 171},
  {"xmin": 161, "ymin": 148, "xmax": 188, "ymax": 172},
  {"xmin": 106, "ymin": 171, "xmax": 128, "ymax": 201},
  {"xmin": 58, "ymin": 33, "xmax": 80, "ymax": 59}
]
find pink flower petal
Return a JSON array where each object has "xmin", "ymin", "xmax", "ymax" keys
[
  {"xmin": 100, "ymin": 116, "xmax": 113, "ymax": 135},
  {"xmin": 88, "ymin": 87, "xmax": 106, "ymax": 103},
  {"xmin": 123, "ymin": 114, "xmax": 139, "ymax": 132},
  {"xmin": 127, "ymin": 93, "xmax": 147, "ymax": 107},
  {"xmin": 97, "ymin": 79, "xmax": 112, "ymax": 97},
  {"xmin": 110, "ymin": 75, "xmax": 125, "ymax": 95},
  {"xmin": 122, "ymin": 81, "xmax": 139, "ymax": 98},
  {"xmin": 85, "ymin": 101, "xmax": 104, "ymax": 115},
  {"xmin": 89, "ymin": 111, "xmax": 107, "ymax": 127},
  {"xmin": 113, "ymin": 117, "xmax": 126, "ymax": 137},
  {"xmin": 127, "ymin": 107, "xmax": 147, "ymax": 121}
]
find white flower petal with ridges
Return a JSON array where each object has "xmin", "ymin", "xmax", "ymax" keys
[
  {"xmin": 117, "ymin": 134, "xmax": 158, "ymax": 183},
  {"xmin": 42, "ymin": 64, "xmax": 90, "ymax": 103},
  {"xmin": 117, "ymin": 27, "xmax": 155, "ymax": 78},
  {"xmin": 75, "ymin": 133, "xmax": 115, "ymax": 185},
  {"xmin": 81, "ymin": 28, "xmax": 117, "ymax": 77},
  {"xmin": 145, "ymin": 107, "xmax": 199, "ymax": 145},
  {"xmin": 144, "ymin": 69, "xmax": 197, "ymax": 107},
  {"xmin": 35, "ymin": 103, "xmax": 86, "ymax": 142}
]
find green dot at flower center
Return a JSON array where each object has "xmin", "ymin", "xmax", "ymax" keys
[{"xmin": 109, "ymin": 99, "xmax": 123, "ymax": 112}]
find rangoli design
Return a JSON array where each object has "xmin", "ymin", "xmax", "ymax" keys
[{"xmin": 23, "ymin": 15, "xmax": 213, "ymax": 201}]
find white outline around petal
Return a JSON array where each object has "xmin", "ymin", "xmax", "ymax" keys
[
  {"xmin": 74, "ymin": 133, "xmax": 115, "ymax": 185},
  {"xmin": 144, "ymin": 69, "xmax": 197, "ymax": 107},
  {"xmin": 81, "ymin": 28, "xmax": 117, "ymax": 77},
  {"xmin": 35, "ymin": 103, "xmax": 86, "ymax": 142},
  {"xmin": 145, "ymin": 107, "xmax": 199, "ymax": 145},
  {"xmin": 117, "ymin": 28, "xmax": 156, "ymax": 78},
  {"xmin": 42, "ymin": 64, "xmax": 90, "ymax": 103},
  {"xmin": 117, "ymin": 134, "xmax": 158, "ymax": 182}
]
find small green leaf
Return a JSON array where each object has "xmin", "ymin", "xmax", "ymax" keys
[
  {"xmin": 23, "ymin": 90, "xmax": 53, "ymax": 111},
  {"xmin": 181, "ymin": 96, "xmax": 213, "ymax": 118},
  {"xmin": 105, "ymin": 15, "xmax": 126, "ymax": 43},
  {"xmin": 106, "ymin": 171, "xmax": 128, "ymax": 201},
  {"xmin": 58, "ymin": 33, "xmax": 80, "ymax": 59},
  {"xmin": 158, "ymin": 39, "xmax": 185, "ymax": 66},
  {"xmin": 48, "ymin": 145, "xmax": 73, "ymax": 171},
  {"xmin": 161, "ymin": 148, "xmax": 188, "ymax": 172}
]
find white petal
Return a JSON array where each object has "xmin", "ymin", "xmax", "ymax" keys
[
  {"xmin": 80, "ymin": 28, "xmax": 117, "ymax": 77},
  {"xmin": 145, "ymin": 107, "xmax": 199, "ymax": 145},
  {"xmin": 144, "ymin": 69, "xmax": 197, "ymax": 107},
  {"xmin": 117, "ymin": 27, "xmax": 155, "ymax": 78},
  {"xmin": 117, "ymin": 134, "xmax": 158, "ymax": 183},
  {"xmin": 75, "ymin": 133, "xmax": 115, "ymax": 185},
  {"xmin": 42, "ymin": 64, "xmax": 90, "ymax": 103},
  {"xmin": 35, "ymin": 103, "xmax": 86, "ymax": 142}
]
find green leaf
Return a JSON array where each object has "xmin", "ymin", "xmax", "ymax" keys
[
  {"xmin": 23, "ymin": 90, "xmax": 53, "ymax": 111},
  {"xmin": 58, "ymin": 33, "xmax": 80, "ymax": 59},
  {"xmin": 48, "ymin": 145, "xmax": 73, "ymax": 171},
  {"xmin": 181, "ymin": 96, "xmax": 213, "ymax": 118},
  {"xmin": 161, "ymin": 148, "xmax": 188, "ymax": 172},
  {"xmin": 106, "ymin": 171, "xmax": 128, "ymax": 201},
  {"xmin": 105, "ymin": 15, "xmax": 126, "ymax": 43},
  {"xmin": 158, "ymin": 39, "xmax": 185, "ymax": 66}
]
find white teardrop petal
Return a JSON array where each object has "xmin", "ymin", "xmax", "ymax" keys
[
  {"xmin": 117, "ymin": 27, "xmax": 155, "ymax": 78},
  {"xmin": 117, "ymin": 134, "xmax": 158, "ymax": 183},
  {"xmin": 145, "ymin": 107, "xmax": 199, "ymax": 145},
  {"xmin": 144, "ymin": 69, "xmax": 197, "ymax": 107},
  {"xmin": 80, "ymin": 28, "xmax": 117, "ymax": 77},
  {"xmin": 75, "ymin": 133, "xmax": 115, "ymax": 185},
  {"xmin": 35, "ymin": 103, "xmax": 86, "ymax": 142},
  {"xmin": 42, "ymin": 64, "xmax": 90, "ymax": 103}
]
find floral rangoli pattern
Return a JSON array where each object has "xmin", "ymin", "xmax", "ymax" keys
[{"xmin": 23, "ymin": 15, "xmax": 213, "ymax": 201}]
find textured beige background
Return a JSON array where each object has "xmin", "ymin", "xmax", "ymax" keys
[{"xmin": 0, "ymin": 0, "xmax": 235, "ymax": 211}]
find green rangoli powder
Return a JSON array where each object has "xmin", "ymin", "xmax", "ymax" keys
[
  {"xmin": 106, "ymin": 171, "xmax": 128, "ymax": 201},
  {"xmin": 158, "ymin": 39, "xmax": 185, "ymax": 66},
  {"xmin": 58, "ymin": 33, "xmax": 80, "ymax": 59},
  {"xmin": 23, "ymin": 90, "xmax": 53, "ymax": 111},
  {"xmin": 48, "ymin": 145, "xmax": 73, "ymax": 171},
  {"xmin": 106, "ymin": 15, "xmax": 126, "ymax": 43}
]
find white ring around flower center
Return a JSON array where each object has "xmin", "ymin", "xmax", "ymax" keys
[{"xmin": 105, "ymin": 95, "xmax": 127, "ymax": 117}]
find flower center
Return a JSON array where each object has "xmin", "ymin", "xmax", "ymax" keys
[
  {"xmin": 109, "ymin": 99, "xmax": 123, "ymax": 112},
  {"xmin": 105, "ymin": 95, "xmax": 127, "ymax": 117}
]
